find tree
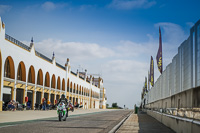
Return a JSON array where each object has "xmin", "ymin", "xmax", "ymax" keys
[
  {"xmin": 112, "ymin": 103, "xmax": 118, "ymax": 108},
  {"xmin": 106, "ymin": 104, "xmax": 109, "ymax": 108}
]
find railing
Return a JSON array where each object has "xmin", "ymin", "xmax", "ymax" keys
[
  {"xmin": 56, "ymin": 62, "xmax": 65, "ymax": 70},
  {"xmin": 79, "ymin": 76, "xmax": 84, "ymax": 80},
  {"xmin": 71, "ymin": 71, "xmax": 77, "ymax": 76},
  {"xmin": 4, "ymin": 77, "xmax": 15, "ymax": 82},
  {"xmin": 5, "ymin": 34, "xmax": 30, "ymax": 51},
  {"xmin": 147, "ymin": 108, "xmax": 200, "ymax": 122},
  {"xmin": 5, "ymin": 34, "xmax": 67, "ymax": 70},
  {"xmin": 35, "ymin": 51, "xmax": 52, "ymax": 62}
]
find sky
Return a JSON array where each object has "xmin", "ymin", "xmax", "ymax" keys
[{"xmin": 0, "ymin": 0, "xmax": 200, "ymax": 109}]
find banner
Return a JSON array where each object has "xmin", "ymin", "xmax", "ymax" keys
[
  {"xmin": 148, "ymin": 71, "xmax": 150, "ymax": 91},
  {"xmin": 145, "ymin": 77, "xmax": 147, "ymax": 93},
  {"xmin": 156, "ymin": 27, "xmax": 163, "ymax": 74},
  {"xmin": 150, "ymin": 56, "xmax": 154, "ymax": 86}
]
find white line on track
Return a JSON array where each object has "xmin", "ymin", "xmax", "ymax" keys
[{"xmin": 0, "ymin": 124, "xmax": 17, "ymax": 128}]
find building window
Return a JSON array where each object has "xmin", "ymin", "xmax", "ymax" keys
[
  {"xmin": 37, "ymin": 72, "xmax": 40, "ymax": 85},
  {"xmin": 4, "ymin": 59, "xmax": 10, "ymax": 78},
  {"xmin": 28, "ymin": 68, "xmax": 32, "ymax": 83},
  {"xmin": 45, "ymin": 76, "xmax": 47, "ymax": 86},
  {"xmin": 17, "ymin": 64, "xmax": 22, "ymax": 80}
]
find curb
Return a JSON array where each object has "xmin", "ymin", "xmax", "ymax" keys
[{"xmin": 108, "ymin": 112, "xmax": 133, "ymax": 133}]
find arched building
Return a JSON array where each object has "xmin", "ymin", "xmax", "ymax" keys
[{"xmin": 0, "ymin": 17, "xmax": 107, "ymax": 111}]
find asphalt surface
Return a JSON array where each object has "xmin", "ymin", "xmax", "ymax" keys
[{"xmin": 0, "ymin": 110, "xmax": 132, "ymax": 133}]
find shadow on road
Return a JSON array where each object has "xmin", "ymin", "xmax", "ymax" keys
[{"xmin": 137, "ymin": 111, "xmax": 175, "ymax": 133}]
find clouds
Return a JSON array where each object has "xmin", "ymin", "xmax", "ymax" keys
[
  {"xmin": 108, "ymin": 0, "xmax": 156, "ymax": 10},
  {"xmin": 41, "ymin": 1, "xmax": 67, "ymax": 11},
  {"xmin": 116, "ymin": 40, "xmax": 156, "ymax": 57},
  {"xmin": 155, "ymin": 22, "xmax": 188, "ymax": 66},
  {"xmin": 27, "ymin": 21, "xmax": 187, "ymax": 109},
  {"xmin": 103, "ymin": 59, "xmax": 148, "ymax": 83},
  {"xmin": 155, "ymin": 22, "xmax": 187, "ymax": 45},
  {"xmin": 35, "ymin": 39, "xmax": 115, "ymax": 64},
  {"xmin": 0, "ymin": 5, "xmax": 12, "ymax": 14},
  {"xmin": 41, "ymin": 0, "xmax": 156, "ymax": 11}
]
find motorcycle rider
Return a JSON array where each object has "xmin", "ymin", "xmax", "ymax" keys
[{"xmin": 57, "ymin": 94, "xmax": 69, "ymax": 117}]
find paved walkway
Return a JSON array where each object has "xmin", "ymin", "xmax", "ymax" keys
[
  {"xmin": 116, "ymin": 112, "xmax": 175, "ymax": 133},
  {"xmin": 0, "ymin": 109, "xmax": 115, "ymax": 124}
]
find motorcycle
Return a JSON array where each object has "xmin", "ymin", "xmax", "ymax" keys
[{"xmin": 57, "ymin": 102, "xmax": 68, "ymax": 121}]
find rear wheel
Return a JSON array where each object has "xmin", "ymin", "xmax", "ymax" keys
[
  {"xmin": 63, "ymin": 116, "xmax": 66, "ymax": 121},
  {"xmin": 59, "ymin": 112, "xmax": 62, "ymax": 121}
]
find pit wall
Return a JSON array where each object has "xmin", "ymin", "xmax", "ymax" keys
[
  {"xmin": 147, "ymin": 110, "xmax": 200, "ymax": 133},
  {"xmin": 146, "ymin": 87, "xmax": 200, "ymax": 109},
  {"xmin": 145, "ymin": 87, "xmax": 200, "ymax": 133}
]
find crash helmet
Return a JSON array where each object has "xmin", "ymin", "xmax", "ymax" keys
[{"xmin": 61, "ymin": 94, "xmax": 65, "ymax": 99}]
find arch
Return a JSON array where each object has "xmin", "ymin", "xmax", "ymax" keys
[
  {"xmin": 28, "ymin": 65, "xmax": 35, "ymax": 84},
  {"xmin": 79, "ymin": 85, "xmax": 81, "ymax": 94},
  {"xmin": 62, "ymin": 78, "xmax": 65, "ymax": 91},
  {"xmin": 57, "ymin": 76, "xmax": 60, "ymax": 90},
  {"xmin": 73, "ymin": 83, "xmax": 76, "ymax": 93},
  {"xmin": 45, "ymin": 72, "xmax": 50, "ymax": 87},
  {"xmin": 4, "ymin": 56, "xmax": 15, "ymax": 79},
  {"xmin": 0, "ymin": 50, "xmax": 2, "ymax": 104},
  {"xmin": 37, "ymin": 69, "xmax": 43, "ymax": 85},
  {"xmin": 77, "ymin": 84, "xmax": 79, "ymax": 94},
  {"xmin": 70, "ymin": 82, "xmax": 72, "ymax": 92},
  {"xmin": 17, "ymin": 61, "xmax": 26, "ymax": 82},
  {"xmin": 67, "ymin": 78, "xmax": 69, "ymax": 92},
  {"xmin": 51, "ymin": 74, "xmax": 56, "ymax": 88}
]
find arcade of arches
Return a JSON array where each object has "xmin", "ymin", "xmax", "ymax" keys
[{"xmin": 0, "ymin": 56, "xmax": 100, "ymax": 111}]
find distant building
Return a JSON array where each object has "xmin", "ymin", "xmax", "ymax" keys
[{"xmin": 0, "ymin": 17, "xmax": 107, "ymax": 111}]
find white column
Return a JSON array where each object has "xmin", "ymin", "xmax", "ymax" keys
[
  {"xmin": 34, "ymin": 90, "xmax": 36, "ymax": 108},
  {"xmin": 13, "ymin": 80, "xmax": 17, "ymax": 101},
  {"xmin": 68, "ymin": 79, "xmax": 70, "ymax": 99},
  {"xmin": 54, "ymin": 91, "xmax": 56, "ymax": 104},
  {"xmin": 48, "ymin": 90, "xmax": 51, "ymax": 103},
  {"xmin": 42, "ymin": 86, "xmax": 44, "ymax": 100},
  {"xmin": 0, "ymin": 67, "xmax": 3, "ymax": 111},
  {"xmin": 24, "ymin": 81, "xmax": 27, "ymax": 106}
]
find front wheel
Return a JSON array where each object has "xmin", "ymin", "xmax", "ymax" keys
[{"xmin": 59, "ymin": 112, "xmax": 62, "ymax": 121}]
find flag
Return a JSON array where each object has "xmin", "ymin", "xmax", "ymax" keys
[
  {"xmin": 150, "ymin": 56, "xmax": 154, "ymax": 86},
  {"xmin": 156, "ymin": 27, "xmax": 163, "ymax": 74},
  {"xmin": 145, "ymin": 77, "xmax": 147, "ymax": 93},
  {"xmin": 148, "ymin": 71, "xmax": 150, "ymax": 91}
]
